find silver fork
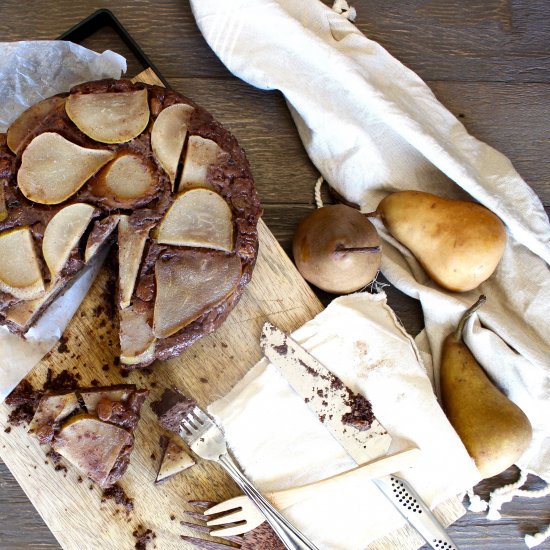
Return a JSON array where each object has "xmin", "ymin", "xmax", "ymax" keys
[{"xmin": 179, "ymin": 406, "xmax": 319, "ymax": 550}]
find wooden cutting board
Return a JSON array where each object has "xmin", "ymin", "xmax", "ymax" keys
[{"xmin": 0, "ymin": 69, "xmax": 464, "ymax": 550}]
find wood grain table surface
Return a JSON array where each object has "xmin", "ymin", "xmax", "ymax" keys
[{"xmin": 0, "ymin": 1, "xmax": 548, "ymax": 548}]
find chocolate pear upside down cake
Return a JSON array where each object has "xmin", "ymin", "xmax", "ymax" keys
[{"xmin": 0, "ymin": 79, "xmax": 261, "ymax": 370}]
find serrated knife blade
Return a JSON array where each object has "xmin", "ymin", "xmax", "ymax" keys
[{"xmin": 260, "ymin": 322, "xmax": 459, "ymax": 550}]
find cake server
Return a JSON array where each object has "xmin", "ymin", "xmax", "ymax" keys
[{"xmin": 260, "ymin": 322, "xmax": 459, "ymax": 550}]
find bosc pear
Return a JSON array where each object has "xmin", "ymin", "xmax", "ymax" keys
[
  {"xmin": 440, "ymin": 296, "xmax": 532, "ymax": 479},
  {"xmin": 376, "ymin": 191, "xmax": 506, "ymax": 292}
]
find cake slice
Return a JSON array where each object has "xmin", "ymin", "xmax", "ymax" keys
[
  {"xmin": 10, "ymin": 381, "xmax": 148, "ymax": 488},
  {"xmin": 155, "ymin": 434, "xmax": 195, "ymax": 483}
]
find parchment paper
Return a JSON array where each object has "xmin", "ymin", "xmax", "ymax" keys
[{"xmin": 0, "ymin": 41, "xmax": 126, "ymax": 402}]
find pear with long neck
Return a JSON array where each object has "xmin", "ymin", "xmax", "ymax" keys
[{"xmin": 440, "ymin": 296, "xmax": 532, "ymax": 479}]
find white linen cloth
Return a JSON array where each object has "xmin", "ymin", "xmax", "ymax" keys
[
  {"xmin": 210, "ymin": 293, "xmax": 480, "ymax": 549},
  {"xmin": 0, "ymin": 41, "xmax": 126, "ymax": 401},
  {"xmin": 190, "ymin": 0, "xmax": 550, "ymax": 487}
]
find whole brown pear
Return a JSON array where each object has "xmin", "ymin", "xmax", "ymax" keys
[
  {"xmin": 376, "ymin": 191, "xmax": 506, "ymax": 292},
  {"xmin": 292, "ymin": 205, "xmax": 381, "ymax": 294},
  {"xmin": 440, "ymin": 296, "xmax": 532, "ymax": 479}
]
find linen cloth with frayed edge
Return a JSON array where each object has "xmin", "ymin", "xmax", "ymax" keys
[
  {"xmin": 209, "ymin": 293, "xmax": 480, "ymax": 550},
  {"xmin": 0, "ymin": 41, "xmax": 126, "ymax": 402},
  {"xmin": 190, "ymin": 0, "xmax": 550, "ymax": 485}
]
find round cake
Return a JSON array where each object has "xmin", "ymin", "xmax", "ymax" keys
[{"xmin": 0, "ymin": 79, "xmax": 261, "ymax": 370}]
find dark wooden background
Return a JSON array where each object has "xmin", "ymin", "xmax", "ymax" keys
[{"xmin": 0, "ymin": 1, "xmax": 548, "ymax": 548}]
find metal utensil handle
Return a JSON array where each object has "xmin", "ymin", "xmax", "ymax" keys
[
  {"xmin": 219, "ymin": 453, "xmax": 319, "ymax": 550},
  {"xmin": 373, "ymin": 476, "xmax": 459, "ymax": 550}
]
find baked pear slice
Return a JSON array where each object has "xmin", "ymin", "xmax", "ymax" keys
[
  {"xmin": 5, "ymin": 278, "xmax": 64, "ymax": 331},
  {"xmin": 178, "ymin": 135, "xmax": 227, "ymax": 191},
  {"xmin": 157, "ymin": 188, "xmax": 234, "ymax": 252},
  {"xmin": 151, "ymin": 103, "xmax": 194, "ymax": 189},
  {"xmin": 84, "ymin": 215, "xmax": 121, "ymax": 263},
  {"xmin": 118, "ymin": 216, "xmax": 153, "ymax": 309},
  {"xmin": 18, "ymin": 133, "xmax": 115, "ymax": 205},
  {"xmin": 42, "ymin": 203, "xmax": 95, "ymax": 280},
  {"xmin": 89, "ymin": 154, "xmax": 158, "ymax": 209},
  {"xmin": 153, "ymin": 251, "xmax": 241, "ymax": 339},
  {"xmin": 66, "ymin": 89, "xmax": 150, "ymax": 144},
  {"xmin": 155, "ymin": 435, "xmax": 195, "ymax": 483},
  {"xmin": 0, "ymin": 227, "xmax": 45, "ymax": 300},
  {"xmin": 52, "ymin": 414, "xmax": 133, "ymax": 487},
  {"xmin": 28, "ymin": 391, "xmax": 79, "ymax": 444},
  {"xmin": 119, "ymin": 305, "xmax": 156, "ymax": 366},
  {"xmin": 7, "ymin": 96, "xmax": 66, "ymax": 154}
]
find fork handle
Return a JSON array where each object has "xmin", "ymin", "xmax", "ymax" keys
[{"xmin": 218, "ymin": 453, "xmax": 319, "ymax": 550}]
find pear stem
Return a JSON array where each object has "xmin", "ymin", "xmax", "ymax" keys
[
  {"xmin": 454, "ymin": 295, "xmax": 486, "ymax": 341},
  {"xmin": 334, "ymin": 245, "xmax": 381, "ymax": 254},
  {"xmin": 362, "ymin": 210, "xmax": 380, "ymax": 219}
]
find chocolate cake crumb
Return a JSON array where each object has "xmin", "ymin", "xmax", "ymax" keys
[
  {"xmin": 4, "ymin": 427, "xmax": 11, "ymax": 433},
  {"xmin": 199, "ymin": 377, "xmax": 208, "ymax": 384},
  {"xmin": 170, "ymin": 514, "xmax": 176, "ymax": 521},
  {"xmin": 44, "ymin": 369, "xmax": 79, "ymax": 391},
  {"xmin": 273, "ymin": 343, "xmax": 288, "ymax": 356},
  {"xmin": 301, "ymin": 361, "xmax": 319, "ymax": 378},
  {"xmin": 57, "ymin": 336, "xmax": 69, "ymax": 354},
  {"xmin": 46, "ymin": 450, "xmax": 67, "ymax": 473},
  {"xmin": 93, "ymin": 305, "xmax": 105, "ymax": 317},
  {"xmin": 150, "ymin": 453, "xmax": 156, "ymax": 460},
  {"xmin": 133, "ymin": 526, "xmax": 155, "ymax": 550},
  {"xmin": 6, "ymin": 379, "xmax": 38, "ymax": 426},
  {"xmin": 7, "ymin": 405, "xmax": 34, "ymax": 427},
  {"xmin": 77, "ymin": 476, "xmax": 83, "ymax": 483},
  {"xmin": 6, "ymin": 379, "xmax": 35, "ymax": 407},
  {"xmin": 90, "ymin": 379, "xmax": 100, "ymax": 387},
  {"xmin": 291, "ymin": 352, "xmax": 375, "ymax": 432},
  {"xmin": 221, "ymin": 342, "xmax": 228, "ymax": 348},
  {"xmin": 151, "ymin": 388, "xmax": 196, "ymax": 433},
  {"xmin": 102, "ymin": 365, "xmax": 110, "ymax": 371},
  {"xmin": 342, "ymin": 392, "xmax": 374, "ymax": 431},
  {"xmin": 102, "ymin": 484, "xmax": 134, "ymax": 514}
]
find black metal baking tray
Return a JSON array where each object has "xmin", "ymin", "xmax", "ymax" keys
[{"xmin": 57, "ymin": 8, "xmax": 169, "ymax": 87}]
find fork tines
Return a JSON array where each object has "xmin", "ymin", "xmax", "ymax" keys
[
  {"xmin": 181, "ymin": 501, "xmax": 244, "ymax": 549},
  {"xmin": 180, "ymin": 406, "xmax": 208, "ymax": 438}
]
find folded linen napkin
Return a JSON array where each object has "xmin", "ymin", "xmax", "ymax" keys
[
  {"xmin": 190, "ymin": 0, "xmax": 550, "ymax": 498},
  {"xmin": 0, "ymin": 41, "xmax": 126, "ymax": 402},
  {"xmin": 209, "ymin": 292, "xmax": 480, "ymax": 549}
]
